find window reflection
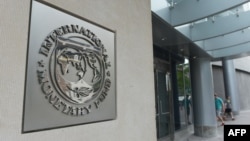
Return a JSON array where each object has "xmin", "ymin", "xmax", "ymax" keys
[{"xmin": 176, "ymin": 58, "xmax": 192, "ymax": 129}]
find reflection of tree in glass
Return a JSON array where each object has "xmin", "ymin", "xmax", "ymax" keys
[{"xmin": 177, "ymin": 63, "xmax": 191, "ymax": 96}]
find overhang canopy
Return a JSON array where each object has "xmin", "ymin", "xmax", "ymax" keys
[
  {"xmin": 152, "ymin": 12, "xmax": 211, "ymax": 60},
  {"xmin": 152, "ymin": 0, "xmax": 250, "ymax": 60}
]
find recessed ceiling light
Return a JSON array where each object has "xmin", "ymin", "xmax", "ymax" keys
[{"xmin": 161, "ymin": 37, "xmax": 167, "ymax": 41}]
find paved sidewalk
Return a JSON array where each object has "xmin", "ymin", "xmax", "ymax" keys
[{"xmin": 183, "ymin": 110, "xmax": 250, "ymax": 141}]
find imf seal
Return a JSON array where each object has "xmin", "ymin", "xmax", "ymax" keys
[{"xmin": 36, "ymin": 24, "xmax": 111, "ymax": 116}]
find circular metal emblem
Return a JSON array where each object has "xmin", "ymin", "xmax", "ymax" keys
[{"xmin": 37, "ymin": 25, "xmax": 111, "ymax": 116}]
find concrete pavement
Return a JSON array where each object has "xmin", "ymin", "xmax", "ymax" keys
[{"xmin": 180, "ymin": 110, "xmax": 250, "ymax": 141}]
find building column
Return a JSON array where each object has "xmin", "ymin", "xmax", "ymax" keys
[
  {"xmin": 222, "ymin": 58, "xmax": 240, "ymax": 115},
  {"xmin": 190, "ymin": 58, "xmax": 217, "ymax": 137}
]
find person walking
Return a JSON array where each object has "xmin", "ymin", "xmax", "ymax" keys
[
  {"xmin": 214, "ymin": 93, "xmax": 225, "ymax": 126},
  {"xmin": 224, "ymin": 96, "xmax": 235, "ymax": 120}
]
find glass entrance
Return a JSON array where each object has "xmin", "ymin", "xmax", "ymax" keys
[
  {"xmin": 154, "ymin": 60, "xmax": 174, "ymax": 140},
  {"xmin": 176, "ymin": 58, "xmax": 193, "ymax": 128}
]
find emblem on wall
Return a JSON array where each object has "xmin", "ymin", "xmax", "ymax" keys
[
  {"xmin": 37, "ymin": 25, "xmax": 112, "ymax": 116},
  {"xmin": 23, "ymin": 0, "xmax": 116, "ymax": 133}
]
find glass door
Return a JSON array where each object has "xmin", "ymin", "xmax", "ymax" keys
[
  {"xmin": 176, "ymin": 58, "xmax": 192, "ymax": 128},
  {"xmin": 154, "ymin": 63, "xmax": 174, "ymax": 140}
]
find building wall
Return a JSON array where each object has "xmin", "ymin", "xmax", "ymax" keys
[
  {"xmin": 235, "ymin": 70, "xmax": 250, "ymax": 110},
  {"xmin": 0, "ymin": 0, "xmax": 156, "ymax": 141},
  {"xmin": 212, "ymin": 64, "xmax": 250, "ymax": 111},
  {"xmin": 234, "ymin": 56, "xmax": 250, "ymax": 73},
  {"xmin": 212, "ymin": 66, "xmax": 225, "ymax": 98},
  {"xmin": 212, "ymin": 56, "xmax": 250, "ymax": 72}
]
